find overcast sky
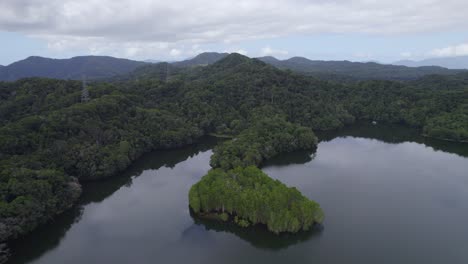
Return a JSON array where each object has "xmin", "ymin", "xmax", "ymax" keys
[{"xmin": 1, "ymin": 0, "xmax": 468, "ymax": 65}]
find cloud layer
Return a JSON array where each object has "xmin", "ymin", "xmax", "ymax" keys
[
  {"xmin": 430, "ymin": 43, "xmax": 468, "ymax": 57},
  {"xmin": 1, "ymin": 0, "xmax": 468, "ymax": 59}
]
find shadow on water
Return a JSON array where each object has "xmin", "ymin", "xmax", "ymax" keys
[
  {"xmin": 262, "ymin": 149, "xmax": 317, "ymax": 168},
  {"xmin": 187, "ymin": 210, "xmax": 323, "ymax": 251},
  {"xmin": 80, "ymin": 136, "xmax": 220, "ymax": 204},
  {"xmin": 316, "ymin": 122, "xmax": 468, "ymax": 158},
  {"xmin": 6, "ymin": 136, "xmax": 221, "ymax": 264}
]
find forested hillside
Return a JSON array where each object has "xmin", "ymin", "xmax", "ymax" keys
[{"xmin": 1, "ymin": 53, "xmax": 467, "ymax": 242}]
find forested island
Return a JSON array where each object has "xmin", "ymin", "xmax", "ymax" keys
[
  {"xmin": 190, "ymin": 113, "xmax": 323, "ymax": 232},
  {"xmin": 1, "ymin": 53, "xmax": 468, "ymax": 244}
]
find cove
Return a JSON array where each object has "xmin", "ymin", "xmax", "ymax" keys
[{"xmin": 6, "ymin": 124, "xmax": 468, "ymax": 264}]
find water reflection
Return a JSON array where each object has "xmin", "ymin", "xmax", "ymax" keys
[
  {"xmin": 317, "ymin": 122, "xmax": 468, "ymax": 158},
  {"xmin": 188, "ymin": 210, "xmax": 323, "ymax": 250},
  {"xmin": 6, "ymin": 125, "xmax": 468, "ymax": 264},
  {"xmin": 81, "ymin": 136, "xmax": 219, "ymax": 204},
  {"xmin": 262, "ymin": 149, "xmax": 316, "ymax": 167},
  {"xmin": 7, "ymin": 137, "xmax": 220, "ymax": 264},
  {"xmin": 186, "ymin": 146, "xmax": 321, "ymax": 250}
]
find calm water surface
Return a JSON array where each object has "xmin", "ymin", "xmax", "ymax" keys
[{"xmin": 7, "ymin": 124, "xmax": 468, "ymax": 264}]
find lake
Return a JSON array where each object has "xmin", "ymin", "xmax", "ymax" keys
[{"xmin": 7, "ymin": 124, "xmax": 468, "ymax": 264}]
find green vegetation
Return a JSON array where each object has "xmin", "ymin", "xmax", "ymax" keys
[
  {"xmin": 0, "ymin": 78, "xmax": 201, "ymax": 241},
  {"xmin": 189, "ymin": 167, "xmax": 324, "ymax": 234},
  {"xmin": 1, "ymin": 53, "xmax": 467, "ymax": 241},
  {"xmin": 210, "ymin": 114, "xmax": 317, "ymax": 170}
]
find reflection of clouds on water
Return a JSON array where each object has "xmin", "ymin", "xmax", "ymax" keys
[
  {"xmin": 179, "ymin": 224, "xmax": 216, "ymax": 245},
  {"xmin": 174, "ymin": 150, "xmax": 213, "ymax": 180}
]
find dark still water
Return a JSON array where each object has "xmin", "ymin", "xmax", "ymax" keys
[{"xmin": 8, "ymin": 124, "xmax": 468, "ymax": 264}]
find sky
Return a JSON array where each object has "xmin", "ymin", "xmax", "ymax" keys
[{"xmin": 1, "ymin": 0, "xmax": 468, "ymax": 65}]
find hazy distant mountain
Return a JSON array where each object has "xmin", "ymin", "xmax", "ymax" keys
[
  {"xmin": 257, "ymin": 56, "xmax": 465, "ymax": 81},
  {"xmin": 172, "ymin": 52, "xmax": 229, "ymax": 67},
  {"xmin": 394, "ymin": 56, "xmax": 468, "ymax": 69},
  {"xmin": 0, "ymin": 56, "xmax": 146, "ymax": 81}
]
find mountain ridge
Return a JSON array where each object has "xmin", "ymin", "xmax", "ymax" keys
[
  {"xmin": 1, "ymin": 52, "xmax": 466, "ymax": 82},
  {"xmin": 0, "ymin": 55, "xmax": 146, "ymax": 81},
  {"xmin": 394, "ymin": 56, "xmax": 468, "ymax": 69},
  {"xmin": 256, "ymin": 55, "xmax": 465, "ymax": 81}
]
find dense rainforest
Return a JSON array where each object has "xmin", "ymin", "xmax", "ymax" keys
[
  {"xmin": 189, "ymin": 166, "xmax": 324, "ymax": 233},
  {"xmin": 1, "ymin": 53, "xmax": 467, "ymax": 243}
]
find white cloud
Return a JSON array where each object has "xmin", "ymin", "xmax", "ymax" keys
[
  {"xmin": 235, "ymin": 49, "xmax": 248, "ymax": 55},
  {"xmin": 169, "ymin": 48, "xmax": 182, "ymax": 57},
  {"xmin": 260, "ymin": 46, "xmax": 288, "ymax": 57},
  {"xmin": 1, "ymin": 0, "xmax": 468, "ymax": 59},
  {"xmin": 429, "ymin": 43, "xmax": 468, "ymax": 57}
]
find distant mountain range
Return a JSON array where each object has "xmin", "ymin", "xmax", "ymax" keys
[
  {"xmin": 1, "ymin": 52, "xmax": 466, "ymax": 82},
  {"xmin": 394, "ymin": 56, "xmax": 468, "ymax": 69},
  {"xmin": 0, "ymin": 53, "xmax": 229, "ymax": 81},
  {"xmin": 0, "ymin": 56, "xmax": 146, "ymax": 81},
  {"xmin": 256, "ymin": 56, "xmax": 465, "ymax": 81}
]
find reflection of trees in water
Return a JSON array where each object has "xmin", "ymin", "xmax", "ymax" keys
[
  {"xmin": 262, "ymin": 149, "xmax": 317, "ymax": 168},
  {"xmin": 188, "ymin": 210, "xmax": 323, "ymax": 251},
  {"xmin": 317, "ymin": 122, "xmax": 468, "ymax": 158},
  {"xmin": 81, "ymin": 136, "xmax": 220, "ymax": 204},
  {"xmin": 7, "ymin": 206, "xmax": 85, "ymax": 264},
  {"xmin": 6, "ymin": 137, "xmax": 220, "ymax": 264},
  {"xmin": 186, "ymin": 147, "xmax": 321, "ymax": 250},
  {"xmin": 0, "ymin": 243, "xmax": 10, "ymax": 264}
]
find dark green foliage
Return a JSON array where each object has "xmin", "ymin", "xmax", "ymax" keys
[
  {"xmin": 0, "ymin": 78, "xmax": 201, "ymax": 241},
  {"xmin": 189, "ymin": 167, "xmax": 324, "ymax": 234},
  {"xmin": 423, "ymin": 109, "xmax": 468, "ymax": 142},
  {"xmin": 0, "ymin": 168, "xmax": 80, "ymax": 240},
  {"xmin": 210, "ymin": 115, "xmax": 318, "ymax": 170}
]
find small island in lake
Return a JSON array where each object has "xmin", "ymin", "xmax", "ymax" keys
[{"xmin": 189, "ymin": 166, "xmax": 324, "ymax": 233}]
